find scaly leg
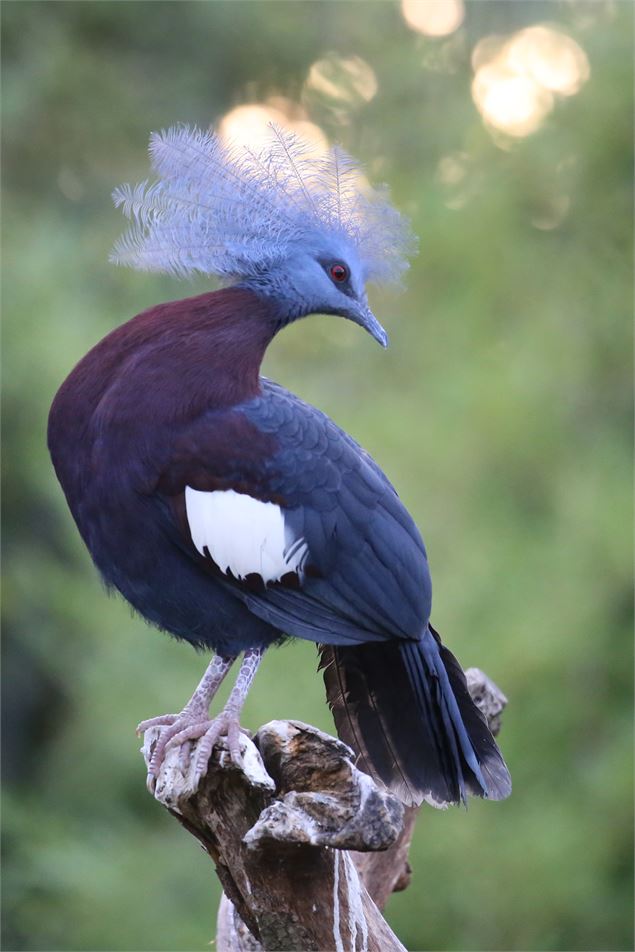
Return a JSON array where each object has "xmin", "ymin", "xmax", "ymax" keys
[
  {"xmin": 166, "ymin": 646, "xmax": 263, "ymax": 773},
  {"xmin": 138, "ymin": 653, "xmax": 236, "ymax": 792},
  {"xmin": 138, "ymin": 648, "xmax": 264, "ymax": 793}
]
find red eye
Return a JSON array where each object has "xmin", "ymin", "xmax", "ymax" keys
[{"xmin": 329, "ymin": 263, "xmax": 349, "ymax": 283}]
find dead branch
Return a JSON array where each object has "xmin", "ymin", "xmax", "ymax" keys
[{"xmin": 141, "ymin": 667, "xmax": 507, "ymax": 952}]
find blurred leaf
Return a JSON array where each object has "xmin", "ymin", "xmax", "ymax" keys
[{"xmin": 2, "ymin": 2, "xmax": 633, "ymax": 950}]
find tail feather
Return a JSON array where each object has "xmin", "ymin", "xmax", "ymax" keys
[
  {"xmin": 319, "ymin": 640, "xmax": 421, "ymax": 805},
  {"xmin": 320, "ymin": 626, "xmax": 511, "ymax": 808},
  {"xmin": 430, "ymin": 627, "xmax": 512, "ymax": 801}
]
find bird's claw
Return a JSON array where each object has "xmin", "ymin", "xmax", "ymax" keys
[
  {"xmin": 140, "ymin": 708, "xmax": 249, "ymax": 794},
  {"xmin": 136, "ymin": 713, "xmax": 180, "ymax": 736}
]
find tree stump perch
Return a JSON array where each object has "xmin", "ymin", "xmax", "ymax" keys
[{"xmin": 141, "ymin": 667, "xmax": 508, "ymax": 952}]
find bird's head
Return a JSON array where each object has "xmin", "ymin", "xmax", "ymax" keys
[
  {"xmin": 111, "ymin": 125, "xmax": 415, "ymax": 348},
  {"xmin": 244, "ymin": 237, "xmax": 388, "ymax": 347}
]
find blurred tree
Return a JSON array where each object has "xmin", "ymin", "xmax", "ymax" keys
[{"xmin": 2, "ymin": 2, "xmax": 632, "ymax": 950}]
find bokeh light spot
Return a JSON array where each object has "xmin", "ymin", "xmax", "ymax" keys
[
  {"xmin": 305, "ymin": 54, "xmax": 378, "ymax": 106},
  {"xmin": 436, "ymin": 152, "xmax": 469, "ymax": 187},
  {"xmin": 218, "ymin": 101, "xmax": 328, "ymax": 154},
  {"xmin": 401, "ymin": 0, "xmax": 465, "ymax": 37},
  {"xmin": 473, "ymin": 67, "xmax": 553, "ymax": 138},
  {"xmin": 471, "ymin": 25, "xmax": 590, "ymax": 139},
  {"xmin": 508, "ymin": 26, "xmax": 590, "ymax": 96},
  {"xmin": 531, "ymin": 194, "xmax": 571, "ymax": 230}
]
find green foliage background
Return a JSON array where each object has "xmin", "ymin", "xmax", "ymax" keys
[{"xmin": 2, "ymin": 2, "xmax": 632, "ymax": 950}]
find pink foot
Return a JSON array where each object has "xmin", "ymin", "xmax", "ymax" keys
[
  {"xmin": 138, "ymin": 648, "xmax": 264, "ymax": 794},
  {"xmin": 141, "ymin": 707, "xmax": 249, "ymax": 793},
  {"xmin": 136, "ymin": 713, "xmax": 180, "ymax": 734}
]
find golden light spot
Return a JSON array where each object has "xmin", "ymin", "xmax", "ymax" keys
[
  {"xmin": 471, "ymin": 25, "xmax": 590, "ymax": 138},
  {"xmin": 507, "ymin": 26, "xmax": 590, "ymax": 96},
  {"xmin": 218, "ymin": 101, "xmax": 328, "ymax": 154},
  {"xmin": 401, "ymin": 0, "xmax": 465, "ymax": 37},
  {"xmin": 436, "ymin": 152, "xmax": 470, "ymax": 209},
  {"xmin": 305, "ymin": 54, "xmax": 378, "ymax": 106},
  {"xmin": 531, "ymin": 194, "xmax": 571, "ymax": 231},
  {"xmin": 471, "ymin": 35, "xmax": 506, "ymax": 71},
  {"xmin": 436, "ymin": 152, "xmax": 469, "ymax": 186},
  {"xmin": 472, "ymin": 66, "xmax": 553, "ymax": 138}
]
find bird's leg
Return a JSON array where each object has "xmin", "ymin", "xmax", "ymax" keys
[
  {"xmin": 137, "ymin": 653, "xmax": 236, "ymax": 792},
  {"xmin": 137, "ymin": 653, "xmax": 236, "ymax": 733},
  {"xmin": 139, "ymin": 648, "xmax": 265, "ymax": 793},
  {"xmin": 165, "ymin": 646, "xmax": 264, "ymax": 780},
  {"xmin": 166, "ymin": 648, "xmax": 264, "ymax": 778}
]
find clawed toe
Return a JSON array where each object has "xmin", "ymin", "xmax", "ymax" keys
[
  {"xmin": 226, "ymin": 718, "xmax": 244, "ymax": 763},
  {"xmin": 141, "ymin": 709, "xmax": 248, "ymax": 794},
  {"xmin": 136, "ymin": 713, "xmax": 179, "ymax": 735},
  {"xmin": 164, "ymin": 720, "xmax": 212, "ymax": 752},
  {"xmin": 188, "ymin": 713, "xmax": 244, "ymax": 776},
  {"xmin": 139, "ymin": 649, "xmax": 264, "ymax": 796}
]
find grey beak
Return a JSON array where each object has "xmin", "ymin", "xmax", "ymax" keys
[{"xmin": 355, "ymin": 304, "xmax": 389, "ymax": 348}]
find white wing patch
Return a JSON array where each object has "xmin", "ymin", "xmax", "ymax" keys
[{"xmin": 185, "ymin": 487, "xmax": 309, "ymax": 584}]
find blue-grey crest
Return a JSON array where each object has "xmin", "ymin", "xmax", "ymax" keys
[{"xmin": 111, "ymin": 124, "xmax": 416, "ymax": 286}]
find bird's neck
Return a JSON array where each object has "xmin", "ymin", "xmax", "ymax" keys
[
  {"xmin": 152, "ymin": 286, "xmax": 279, "ymax": 406},
  {"xmin": 50, "ymin": 287, "xmax": 282, "ymax": 443},
  {"xmin": 118, "ymin": 286, "xmax": 280, "ymax": 413}
]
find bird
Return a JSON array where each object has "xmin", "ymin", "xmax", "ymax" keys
[{"xmin": 48, "ymin": 124, "xmax": 511, "ymax": 808}]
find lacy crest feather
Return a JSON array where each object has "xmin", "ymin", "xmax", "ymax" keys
[{"xmin": 111, "ymin": 124, "xmax": 416, "ymax": 284}]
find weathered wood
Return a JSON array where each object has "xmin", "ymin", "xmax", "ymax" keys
[
  {"xmin": 350, "ymin": 805, "xmax": 419, "ymax": 912},
  {"xmin": 143, "ymin": 720, "xmax": 406, "ymax": 951},
  {"xmin": 465, "ymin": 667, "xmax": 508, "ymax": 738},
  {"xmin": 142, "ymin": 667, "xmax": 508, "ymax": 952}
]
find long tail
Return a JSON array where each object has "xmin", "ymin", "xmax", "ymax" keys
[{"xmin": 319, "ymin": 625, "xmax": 512, "ymax": 807}]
